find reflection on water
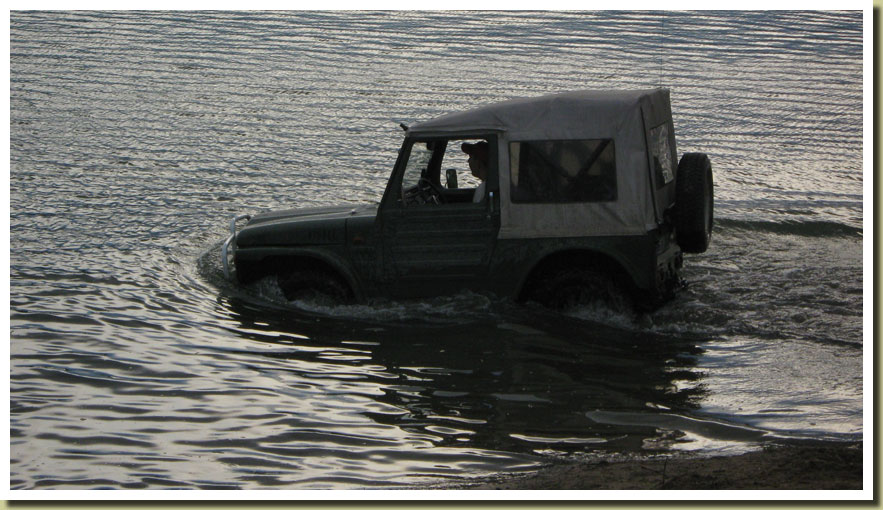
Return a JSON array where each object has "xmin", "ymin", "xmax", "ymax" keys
[{"xmin": 223, "ymin": 290, "xmax": 710, "ymax": 458}]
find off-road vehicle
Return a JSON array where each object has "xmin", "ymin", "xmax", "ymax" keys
[{"xmin": 221, "ymin": 89, "xmax": 713, "ymax": 310}]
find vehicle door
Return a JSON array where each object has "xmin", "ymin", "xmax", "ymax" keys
[{"xmin": 378, "ymin": 134, "xmax": 500, "ymax": 298}]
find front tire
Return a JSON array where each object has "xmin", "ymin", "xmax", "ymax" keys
[{"xmin": 277, "ymin": 270, "xmax": 353, "ymax": 305}]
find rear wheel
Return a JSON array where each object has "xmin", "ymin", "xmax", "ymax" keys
[
  {"xmin": 532, "ymin": 267, "xmax": 633, "ymax": 313},
  {"xmin": 674, "ymin": 152, "xmax": 714, "ymax": 254},
  {"xmin": 277, "ymin": 269, "xmax": 353, "ymax": 305}
]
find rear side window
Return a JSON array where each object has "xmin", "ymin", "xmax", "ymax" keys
[{"xmin": 510, "ymin": 139, "xmax": 616, "ymax": 203}]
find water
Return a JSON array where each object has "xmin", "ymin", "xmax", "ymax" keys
[{"xmin": 9, "ymin": 10, "xmax": 865, "ymax": 490}]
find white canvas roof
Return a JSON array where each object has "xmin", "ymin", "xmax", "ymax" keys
[{"xmin": 410, "ymin": 89, "xmax": 676, "ymax": 238}]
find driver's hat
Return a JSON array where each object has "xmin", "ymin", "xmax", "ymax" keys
[{"xmin": 461, "ymin": 141, "xmax": 489, "ymax": 158}]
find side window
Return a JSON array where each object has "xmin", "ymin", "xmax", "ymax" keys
[
  {"xmin": 400, "ymin": 137, "xmax": 492, "ymax": 207},
  {"xmin": 510, "ymin": 139, "xmax": 616, "ymax": 203},
  {"xmin": 650, "ymin": 123, "xmax": 675, "ymax": 187}
]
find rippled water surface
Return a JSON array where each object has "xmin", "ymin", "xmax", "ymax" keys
[{"xmin": 10, "ymin": 10, "xmax": 865, "ymax": 490}]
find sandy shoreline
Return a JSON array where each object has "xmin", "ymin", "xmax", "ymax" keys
[{"xmin": 456, "ymin": 443, "xmax": 864, "ymax": 490}]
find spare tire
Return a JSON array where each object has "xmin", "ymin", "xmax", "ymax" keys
[{"xmin": 674, "ymin": 153, "xmax": 714, "ymax": 254}]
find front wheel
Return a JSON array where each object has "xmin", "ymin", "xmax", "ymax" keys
[{"xmin": 277, "ymin": 270, "xmax": 353, "ymax": 306}]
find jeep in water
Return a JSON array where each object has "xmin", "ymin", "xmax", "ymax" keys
[{"xmin": 221, "ymin": 89, "xmax": 713, "ymax": 311}]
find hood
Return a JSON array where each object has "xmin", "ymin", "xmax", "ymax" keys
[{"xmin": 236, "ymin": 203, "xmax": 377, "ymax": 248}]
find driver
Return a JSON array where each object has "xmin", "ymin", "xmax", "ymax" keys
[{"xmin": 461, "ymin": 141, "xmax": 489, "ymax": 203}]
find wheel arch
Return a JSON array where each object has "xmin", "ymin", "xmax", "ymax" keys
[
  {"xmin": 235, "ymin": 247, "xmax": 363, "ymax": 300},
  {"xmin": 516, "ymin": 248, "xmax": 639, "ymax": 303}
]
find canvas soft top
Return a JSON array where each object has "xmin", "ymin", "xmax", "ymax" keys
[
  {"xmin": 410, "ymin": 89, "xmax": 677, "ymax": 238},
  {"xmin": 408, "ymin": 89, "xmax": 671, "ymax": 140}
]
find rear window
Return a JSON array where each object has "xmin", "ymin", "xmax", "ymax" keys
[
  {"xmin": 510, "ymin": 139, "xmax": 616, "ymax": 203},
  {"xmin": 650, "ymin": 123, "xmax": 675, "ymax": 187}
]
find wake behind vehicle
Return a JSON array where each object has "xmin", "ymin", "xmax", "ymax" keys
[{"xmin": 222, "ymin": 89, "xmax": 713, "ymax": 311}]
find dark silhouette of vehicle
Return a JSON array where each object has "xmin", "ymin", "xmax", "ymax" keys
[{"xmin": 222, "ymin": 89, "xmax": 713, "ymax": 311}]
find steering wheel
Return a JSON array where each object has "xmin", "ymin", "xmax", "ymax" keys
[{"xmin": 416, "ymin": 177, "xmax": 446, "ymax": 204}]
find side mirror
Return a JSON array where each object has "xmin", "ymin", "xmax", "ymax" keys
[{"xmin": 445, "ymin": 168, "xmax": 458, "ymax": 189}]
